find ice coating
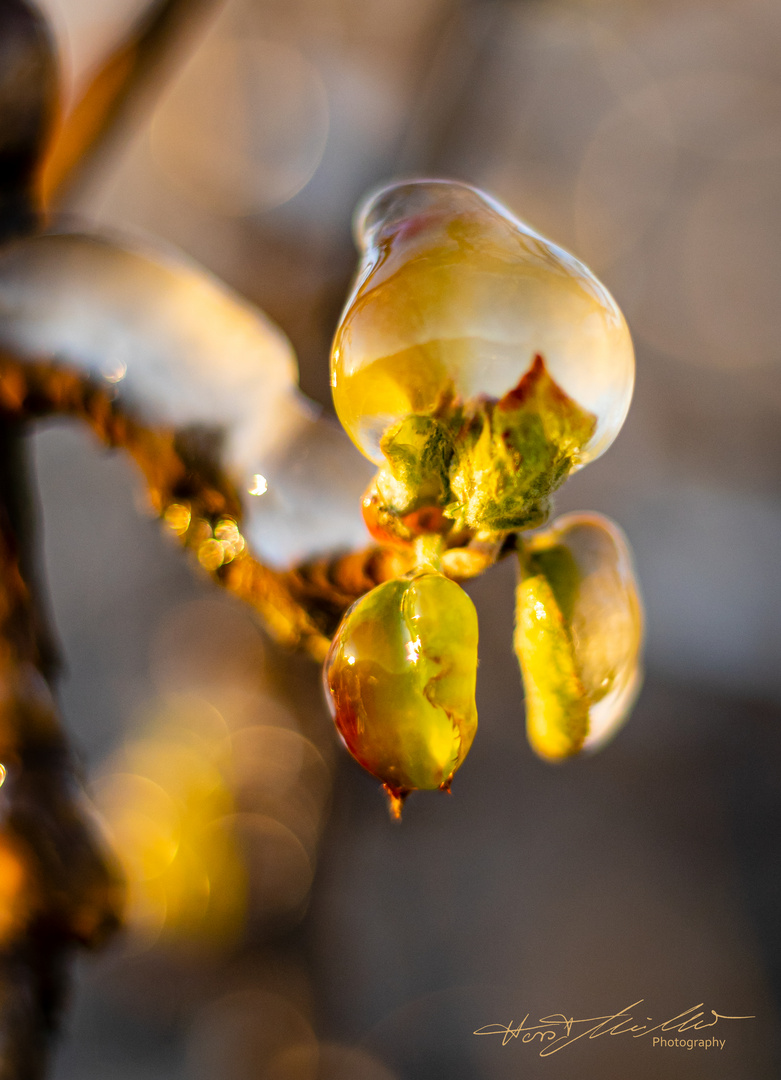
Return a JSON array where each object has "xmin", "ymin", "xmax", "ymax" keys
[
  {"xmin": 517, "ymin": 511, "xmax": 643, "ymax": 759},
  {"xmin": 0, "ymin": 231, "xmax": 373, "ymax": 566},
  {"xmin": 544, "ymin": 512, "xmax": 643, "ymax": 751},
  {"xmin": 332, "ymin": 179, "xmax": 634, "ymax": 466},
  {"xmin": 323, "ymin": 570, "xmax": 478, "ymax": 813},
  {"xmin": 0, "ymin": 232, "xmax": 298, "ymax": 460}
]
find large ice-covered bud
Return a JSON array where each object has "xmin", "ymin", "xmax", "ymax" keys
[
  {"xmin": 514, "ymin": 512, "xmax": 643, "ymax": 761},
  {"xmin": 323, "ymin": 569, "xmax": 478, "ymax": 817},
  {"xmin": 331, "ymin": 180, "xmax": 635, "ymax": 534}
]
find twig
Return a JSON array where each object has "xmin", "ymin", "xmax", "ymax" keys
[
  {"xmin": 0, "ymin": 420, "xmax": 123, "ymax": 1080},
  {"xmin": 0, "ymin": 353, "xmax": 510, "ymax": 662},
  {"xmin": 0, "ymin": 7, "xmax": 127, "ymax": 1065},
  {"xmin": 0, "ymin": 0, "xmax": 58, "ymax": 243},
  {"xmin": 40, "ymin": 0, "xmax": 224, "ymax": 208}
]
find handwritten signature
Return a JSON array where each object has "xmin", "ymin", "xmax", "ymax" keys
[{"xmin": 473, "ymin": 1001, "xmax": 755, "ymax": 1057}]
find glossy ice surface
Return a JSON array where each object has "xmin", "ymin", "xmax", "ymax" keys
[
  {"xmin": 0, "ymin": 233, "xmax": 297, "ymax": 449},
  {"xmin": 515, "ymin": 512, "xmax": 643, "ymax": 760},
  {"xmin": 331, "ymin": 180, "xmax": 634, "ymax": 467},
  {"xmin": 324, "ymin": 570, "xmax": 478, "ymax": 814},
  {"xmin": 0, "ymin": 232, "xmax": 373, "ymax": 566}
]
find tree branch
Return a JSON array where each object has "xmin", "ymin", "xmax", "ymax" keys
[
  {"xmin": 0, "ymin": 352, "xmax": 510, "ymax": 663},
  {"xmin": 40, "ymin": 0, "xmax": 223, "ymax": 209},
  {"xmin": 0, "ymin": 420, "xmax": 123, "ymax": 1080}
]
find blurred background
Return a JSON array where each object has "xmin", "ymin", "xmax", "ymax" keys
[{"xmin": 19, "ymin": 0, "xmax": 781, "ymax": 1075}]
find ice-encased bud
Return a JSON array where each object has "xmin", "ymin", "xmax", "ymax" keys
[
  {"xmin": 323, "ymin": 570, "xmax": 478, "ymax": 816},
  {"xmin": 331, "ymin": 180, "xmax": 634, "ymax": 469},
  {"xmin": 514, "ymin": 512, "xmax": 643, "ymax": 760}
]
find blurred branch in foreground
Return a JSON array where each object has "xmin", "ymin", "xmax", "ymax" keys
[
  {"xmin": 40, "ymin": 0, "xmax": 222, "ymax": 210},
  {"xmin": 0, "ymin": 422, "xmax": 123, "ymax": 1080}
]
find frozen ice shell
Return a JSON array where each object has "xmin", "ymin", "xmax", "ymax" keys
[
  {"xmin": 332, "ymin": 179, "xmax": 634, "ymax": 467},
  {"xmin": 0, "ymin": 230, "xmax": 372, "ymax": 566},
  {"xmin": 523, "ymin": 510, "xmax": 644, "ymax": 754}
]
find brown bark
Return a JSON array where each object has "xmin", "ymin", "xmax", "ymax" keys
[{"xmin": 0, "ymin": 420, "xmax": 123, "ymax": 1080}]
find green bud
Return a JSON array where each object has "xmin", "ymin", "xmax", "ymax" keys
[
  {"xmin": 446, "ymin": 356, "xmax": 596, "ymax": 532},
  {"xmin": 514, "ymin": 512, "xmax": 643, "ymax": 761},
  {"xmin": 323, "ymin": 570, "xmax": 479, "ymax": 817}
]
